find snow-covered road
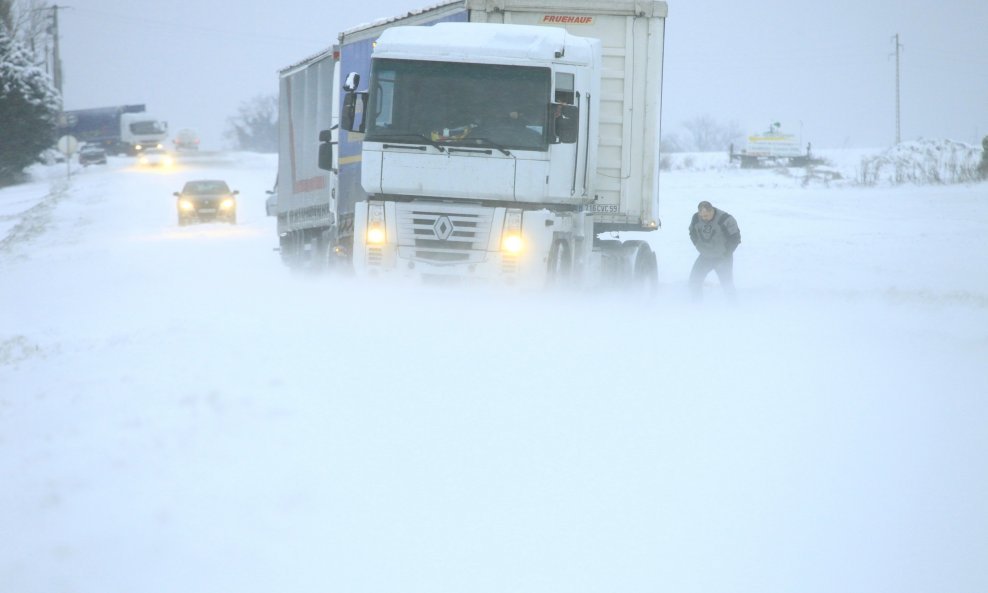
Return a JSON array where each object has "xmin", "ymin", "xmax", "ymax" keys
[{"xmin": 2, "ymin": 151, "xmax": 987, "ymax": 593}]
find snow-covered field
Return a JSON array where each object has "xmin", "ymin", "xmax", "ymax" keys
[{"xmin": 2, "ymin": 148, "xmax": 987, "ymax": 593}]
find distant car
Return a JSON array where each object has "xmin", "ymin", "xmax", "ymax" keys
[
  {"xmin": 78, "ymin": 144, "xmax": 107, "ymax": 166},
  {"xmin": 173, "ymin": 128, "xmax": 200, "ymax": 151},
  {"xmin": 40, "ymin": 148, "xmax": 66, "ymax": 164},
  {"xmin": 138, "ymin": 147, "xmax": 174, "ymax": 167},
  {"xmin": 174, "ymin": 179, "xmax": 238, "ymax": 225}
]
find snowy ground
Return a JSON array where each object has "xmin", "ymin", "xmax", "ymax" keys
[{"xmin": 2, "ymin": 149, "xmax": 987, "ymax": 593}]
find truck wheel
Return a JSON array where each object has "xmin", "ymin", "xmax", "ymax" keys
[
  {"xmin": 546, "ymin": 238, "xmax": 572, "ymax": 285},
  {"xmin": 596, "ymin": 240, "xmax": 624, "ymax": 284},
  {"xmin": 622, "ymin": 240, "xmax": 658, "ymax": 297}
]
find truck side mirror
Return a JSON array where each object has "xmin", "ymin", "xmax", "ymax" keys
[
  {"xmin": 551, "ymin": 104, "xmax": 579, "ymax": 144},
  {"xmin": 341, "ymin": 92, "xmax": 368, "ymax": 133},
  {"xmin": 318, "ymin": 129, "xmax": 334, "ymax": 171},
  {"xmin": 343, "ymin": 72, "xmax": 360, "ymax": 92}
]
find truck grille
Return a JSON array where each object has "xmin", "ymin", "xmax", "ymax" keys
[
  {"xmin": 367, "ymin": 246, "xmax": 383, "ymax": 266},
  {"xmin": 396, "ymin": 204, "xmax": 494, "ymax": 264}
]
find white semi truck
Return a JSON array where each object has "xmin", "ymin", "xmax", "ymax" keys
[
  {"xmin": 276, "ymin": 0, "xmax": 667, "ymax": 287},
  {"xmin": 341, "ymin": 0, "xmax": 666, "ymax": 287}
]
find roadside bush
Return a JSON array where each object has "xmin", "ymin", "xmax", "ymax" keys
[
  {"xmin": 858, "ymin": 139, "xmax": 982, "ymax": 186},
  {"xmin": 980, "ymin": 136, "xmax": 988, "ymax": 180}
]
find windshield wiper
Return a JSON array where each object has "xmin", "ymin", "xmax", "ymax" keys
[
  {"xmin": 372, "ymin": 132, "xmax": 445, "ymax": 153},
  {"xmin": 462, "ymin": 137, "xmax": 512, "ymax": 157}
]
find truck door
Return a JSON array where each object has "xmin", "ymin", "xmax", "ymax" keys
[{"xmin": 546, "ymin": 69, "xmax": 589, "ymax": 200}]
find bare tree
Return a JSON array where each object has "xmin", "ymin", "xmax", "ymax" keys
[
  {"xmin": 681, "ymin": 115, "xmax": 744, "ymax": 152},
  {"xmin": 3, "ymin": 0, "xmax": 50, "ymax": 45},
  {"xmin": 0, "ymin": 0, "xmax": 13, "ymax": 31},
  {"xmin": 225, "ymin": 94, "xmax": 278, "ymax": 153}
]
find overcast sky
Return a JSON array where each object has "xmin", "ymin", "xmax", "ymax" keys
[{"xmin": 55, "ymin": 0, "xmax": 986, "ymax": 150}]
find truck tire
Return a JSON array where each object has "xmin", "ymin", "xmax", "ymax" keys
[
  {"xmin": 546, "ymin": 238, "xmax": 572, "ymax": 285},
  {"xmin": 622, "ymin": 240, "xmax": 658, "ymax": 297},
  {"xmin": 596, "ymin": 239, "xmax": 624, "ymax": 285}
]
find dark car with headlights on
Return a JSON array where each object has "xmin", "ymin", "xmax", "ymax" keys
[
  {"xmin": 78, "ymin": 143, "xmax": 108, "ymax": 166},
  {"xmin": 174, "ymin": 180, "xmax": 239, "ymax": 225}
]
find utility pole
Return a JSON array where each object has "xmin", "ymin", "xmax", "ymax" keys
[
  {"xmin": 50, "ymin": 5, "xmax": 63, "ymax": 102},
  {"xmin": 891, "ymin": 33, "xmax": 902, "ymax": 145}
]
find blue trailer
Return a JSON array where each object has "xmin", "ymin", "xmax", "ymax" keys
[
  {"xmin": 336, "ymin": 2, "xmax": 468, "ymax": 223},
  {"xmin": 272, "ymin": 1, "xmax": 467, "ymax": 269}
]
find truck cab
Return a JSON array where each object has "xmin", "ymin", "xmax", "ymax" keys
[
  {"xmin": 121, "ymin": 113, "xmax": 169, "ymax": 153},
  {"xmin": 356, "ymin": 24, "xmax": 597, "ymax": 206},
  {"xmin": 344, "ymin": 23, "xmax": 605, "ymax": 284}
]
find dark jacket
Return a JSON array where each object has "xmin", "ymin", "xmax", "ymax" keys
[{"xmin": 689, "ymin": 208, "xmax": 741, "ymax": 257}]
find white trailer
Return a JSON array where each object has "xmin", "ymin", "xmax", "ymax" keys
[
  {"xmin": 272, "ymin": 46, "xmax": 346, "ymax": 269},
  {"xmin": 339, "ymin": 0, "xmax": 667, "ymax": 288}
]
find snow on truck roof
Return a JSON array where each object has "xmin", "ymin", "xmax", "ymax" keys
[
  {"xmin": 277, "ymin": 0, "xmax": 461, "ymax": 73},
  {"xmin": 341, "ymin": 0, "xmax": 462, "ymax": 37},
  {"xmin": 374, "ymin": 22, "xmax": 596, "ymax": 64}
]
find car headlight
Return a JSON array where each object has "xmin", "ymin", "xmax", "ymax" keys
[
  {"xmin": 162, "ymin": 155, "xmax": 174, "ymax": 166},
  {"xmin": 501, "ymin": 209, "xmax": 523, "ymax": 253},
  {"xmin": 220, "ymin": 198, "xmax": 235, "ymax": 209},
  {"xmin": 366, "ymin": 203, "xmax": 386, "ymax": 244},
  {"xmin": 179, "ymin": 199, "xmax": 195, "ymax": 211}
]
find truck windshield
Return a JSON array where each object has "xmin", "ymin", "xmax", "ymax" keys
[
  {"xmin": 365, "ymin": 59, "xmax": 551, "ymax": 152},
  {"xmin": 130, "ymin": 121, "xmax": 166, "ymax": 135}
]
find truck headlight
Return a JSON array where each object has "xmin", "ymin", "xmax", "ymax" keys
[
  {"xmin": 367, "ymin": 227, "xmax": 386, "ymax": 244},
  {"xmin": 502, "ymin": 234, "xmax": 523, "ymax": 254},
  {"xmin": 366, "ymin": 203, "xmax": 386, "ymax": 244},
  {"xmin": 501, "ymin": 209, "xmax": 523, "ymax": 253}
]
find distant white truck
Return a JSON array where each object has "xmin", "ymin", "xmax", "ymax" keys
[
  {"xmin": 172, "ymin": 128, "xmax": 200, "ymax": 151},
  {"xmin": 332, "ymin": 0, "xmax": 667, "ymax": 288}
]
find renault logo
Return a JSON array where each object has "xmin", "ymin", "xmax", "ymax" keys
[{"xmin": 433, "ymin": 216, "xmax": 454, "ymax": 241}]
